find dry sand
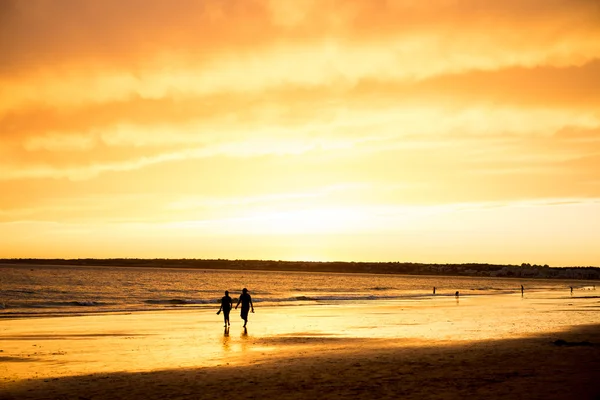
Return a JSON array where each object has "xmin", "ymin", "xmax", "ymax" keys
[{"xmin": 1, "ymin": 291, "xmax": 600, "ymax": 399}]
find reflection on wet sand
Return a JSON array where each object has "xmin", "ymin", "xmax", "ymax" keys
[
  {"xmin": 222, "ymin": 326, "xmax": 230, "ymax": 351},
  {"xmin": 5, "ymin": 324, "xmax": 600, "ymax": 400},
  {"xmin": 2, "ymin": 291, "xmax": 599, "ymax": 382},
  {"xmin": 239, "ymin": 327, "xmax": 250, "ymax": 352}
]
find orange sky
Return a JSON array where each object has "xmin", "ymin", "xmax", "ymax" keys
[{"xmin": 1, "ymin": 0, "xmax": 599, "ymax": 266}]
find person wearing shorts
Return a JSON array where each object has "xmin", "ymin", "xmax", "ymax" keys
[
  {"xmin": 217, "ymin": 290, "xmax": 233, "ymax": 327},
  {"xmin": 235, "ymin": 288, "xmax": 254, "ymax": 328}
]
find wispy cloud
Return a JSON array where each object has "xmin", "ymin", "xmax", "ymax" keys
[{"xmin": 1, "ymin": 0, "xmax": 599, "ymax": 263}]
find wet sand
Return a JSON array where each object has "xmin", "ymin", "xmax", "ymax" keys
[{"xmin": 2, "ymin": 291, "xmax": 600, "ymax": 399}]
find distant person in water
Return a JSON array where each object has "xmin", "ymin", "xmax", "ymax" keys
[
  {"xmin": 521, "ymin": 285, "xmax": 524, "ymax": 295},
  {"xmin": 433, "ymin": 287, "xmax": 436, "ymax": 295},
  {"xmin": 217, "ymin": 290, "xmax": 233, "ymax": 327},
  {"xmin": 570, "ymin": 286, "xmax": 573, "ymax": 294},
  {"xmin": 235, "ymin": 288, "xmax": 254, "ymax": 328},
  {"xmin": 455, "ymin": 291, "xmax": 459, "ymax": 298}
]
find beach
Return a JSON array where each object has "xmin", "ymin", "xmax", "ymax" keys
[{"xmin": 2, "ymin": 290, "xmax": 600, "ymax": 399}]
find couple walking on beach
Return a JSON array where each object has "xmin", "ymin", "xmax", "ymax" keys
[{"xmin": 217, "ymin": 288, "xmax": 254, "ymax": 328}]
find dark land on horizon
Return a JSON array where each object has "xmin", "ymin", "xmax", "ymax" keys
[{"xmin": 1, "ymin": 258, "xmax": 599, "ymax": 280}]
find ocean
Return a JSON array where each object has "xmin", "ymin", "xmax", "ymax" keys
[{"xmin": 0, "ymin": 264, "xmax": 591, "ymax": 319}]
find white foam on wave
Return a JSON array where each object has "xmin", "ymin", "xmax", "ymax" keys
[{"xmin": 144, "ymin": 299, "xmax": 216, "ymax": 305}]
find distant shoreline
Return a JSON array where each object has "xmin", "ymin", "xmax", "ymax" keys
[{"xmin": 1, "ymin": 258, "xmax": 598, "ymax": 280}]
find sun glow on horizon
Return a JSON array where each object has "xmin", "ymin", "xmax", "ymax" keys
[{"xmin": 1, "ymin": 0, "xmax": 599, "ymax": 266}]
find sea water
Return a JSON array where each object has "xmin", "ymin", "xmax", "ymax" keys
[{"xmin": 0, "ymin": 264, "xmax": 592, "ymax": 318}]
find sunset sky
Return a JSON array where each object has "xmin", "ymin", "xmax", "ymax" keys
[{"xmin": 1, "ymin": 0, "xmax": 599, "ymax": 266}]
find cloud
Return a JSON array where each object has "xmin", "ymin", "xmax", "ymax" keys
[
  {"xmin": 2, "ymin": 0, "xmax": 599, "ymax": 71},
  {"xmin": 1, "ymin": 0, "xmax": 600, "ymax": 263},
  {"xmin": 3, "ymin": 60, "xmax": 600, "ymax": 144},
  {"xmin": 1, "ymin": 0, "xmax": 599, "ymax": 112}
]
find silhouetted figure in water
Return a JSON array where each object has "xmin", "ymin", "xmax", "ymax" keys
[
  {"xmin": 570, "ymin": 286, "xmax": 573, "ymax": 295},
  {"xmin": 433, "ymin": 287, "xmax": 436, "ymax": 295},
  {"xmin": 521, "ymin": 285, "xmax": 524, "ymax": 296},
  {"xmin": 455, "ymin": 291, "xmax": 459, "ymax": 298},
  {"xmin": 217, "ymin": 290, "xmax": 233, "ymax": 327},
  {"xmin": 235, "ymin": 288, "xmax": 254, "ymax": 328}
]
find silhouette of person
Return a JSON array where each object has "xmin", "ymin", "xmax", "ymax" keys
[
  {"xmin": 217, "ymin": 290, "xmax": 233, "ymax": 327},
  {"xmin": 433, "ymin": 287, "xmax": 436, "ymax": 295},
  {"xmin": 235, "ymin": 288, "xmax": 254, "ymax": 328},
  {"xmin": 521, "ymin": 285, "xmax": 524, "ymax": 296},
  {"xmin": 455, "ymin": 291, "xmax": 459, "ymax": 298},
  {"xmin": 570, "ymin": 286, "xmax": 573, "ymax": 295}
]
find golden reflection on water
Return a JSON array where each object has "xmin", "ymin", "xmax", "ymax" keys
[
  {"xmin": 239, "ymin": 327, "xmax": 250, "ymax": 352},
  {"xmin": 222, "ymin": 326, "xmax": 230, "ymax": 351}
]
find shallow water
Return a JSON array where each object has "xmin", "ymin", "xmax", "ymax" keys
[{"xmin": 0, "ymin": 264, "xmax": 595, "ymax": 318}]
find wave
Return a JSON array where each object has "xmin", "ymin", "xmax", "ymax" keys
[
  {"xmin": 3, "ymin": 289, "xmax": 37, "ymax": 295},
  {"xmin": 0, "ymin": 301, "xmax": 112, "ymax": 310},
  {"xmin": 148, "ymin": 293, "xmax": 459, "ymax": 305},
  {"xmin": 292, "ymin": 287, "xmax": 362, "ymax": 293},
  {"xmin": 291, "ymin": 294, "xmax": 424, "ymax": 302},
  {"xmin": 0, "ymin": 290, "xmax": 508, "ymax": 318},
  {"xmin": 293, "ymin": 295, "xmax": 374, "ymax": 301},
  {"xmin": 470, "ymin": 287, "xmax": 517, "ymax": 291},
  {"xmin": 32, "ymin": 301, "xmax": 109, "ymax": 308},
  {"xmin": 0, "ymin": 307, "xmax": 153, "ymax": 319},
  {"xmin": 144, "ymin": 299, "xmax": 216, "ymax": 305},
  {"xmin": 291, "ymin": 287, "xmax": 396, "ymax": 293}
]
